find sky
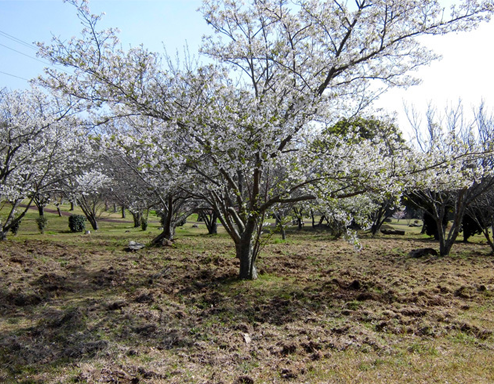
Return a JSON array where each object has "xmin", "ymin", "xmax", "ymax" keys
[{"xmin": 1, "ymin": 0, "xmax": 493, "ymax": 135}]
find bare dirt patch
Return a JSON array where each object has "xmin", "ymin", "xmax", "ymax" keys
[{"xmin": 0, "ymin": 234, "xmax": 493, "ymax": 383}]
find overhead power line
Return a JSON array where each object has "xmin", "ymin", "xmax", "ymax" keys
[
  {"xmin": 0, "ymin": 30, "xmax": 72, "ymax": 78},
  {"xmin": 0, "ymin": 30, "xmax": 38, "ymax": 51},
  {"xmin": 0, "ymin": 42, "xmax": 50, "ymax": 66},
  {"xmin": 0, "ymin": 70, "xmax": 30, "ymax": 82}
]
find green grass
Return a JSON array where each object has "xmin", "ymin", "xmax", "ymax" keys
[{"xmin": 1, "ymin": 206, "xmax": 494, "ymax": 383}]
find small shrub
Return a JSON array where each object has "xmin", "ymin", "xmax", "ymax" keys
[
  {"xmin": 69, "ymin": 215, "xmax": 86, "ymax": 233},
  {"xmin": 10, "ymin": 220, "xmax": 21, "ymax": 235},
  {"xmin": 141, "ymin": 218, "xmax": 148, "ymax": 231},
  {"xmin": 273, "ymin": 238, "xmax": 286, "ymax": 244},
  {"xmin": 36, "ymin": 216, "xmax": 48, "ymax": 234}
]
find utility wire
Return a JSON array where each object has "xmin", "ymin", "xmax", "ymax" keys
[
  {"xmin": 0, "ymin": 30, "xmax": 77, "ymax": 83},
  {"xmin": 0, "ymin": 70, "xmax": 29, "ymax": 81},
  {"xmin": 0, "ymin": 42, "xmax": 51, "ymax": 65},
  {"xmin": 0, "ymin": 34, "xmax": 72, "ymax": 76},
  {"xmin": 0, "ymin": 30, "xmax": 45, "ymax": 81},
  {"xmin": 0, "ymin": 30, "xmax": 38, "ymax": 51}
]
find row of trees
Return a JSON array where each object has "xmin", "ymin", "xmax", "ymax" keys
[
  {"xmin": 0, "ymin": 88, "xmax": 91, "ymax": 238},
  {"xmin": 1, "ymin": 0, "xmax": 494, "ymax": 279}
]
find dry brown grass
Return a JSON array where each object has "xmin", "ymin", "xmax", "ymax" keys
[{"xmin": 0, "ymin": 229, "xmax": 493, "ymax": 383}]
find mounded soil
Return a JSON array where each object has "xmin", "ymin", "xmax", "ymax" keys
[{"xmin": 0, "ymin": 233, "xmax": 493, "ymax": 383}]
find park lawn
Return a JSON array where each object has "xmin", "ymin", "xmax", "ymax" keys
[{"xmin": 0, "ymin": 208, "xmax": 493, "ymax": 383}]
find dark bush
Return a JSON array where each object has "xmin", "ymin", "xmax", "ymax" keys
[
  {"xmin": 10, "ymin": 220, "xmax": 21, "ymax": 235},
  {"xmin": 422, "ymin": 212, "xmax": 448, "ymax": 240},
  {"xmin": 462, "ymin": 213, "xmax": 483, "ymax": 242},
  {"xmin": 36, "ymin": 216, "xmax": 48, "ymax": 234},
  {"xmin": 69, "ymin": 215, "xmax": 86, "ymax": 233}
]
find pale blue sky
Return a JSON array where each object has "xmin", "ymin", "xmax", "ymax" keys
[
  {"xmin": 1, "ymin": 0, "xmax": 493, "ymax": 132},
  {"xmin": 0, "ymin": 0, "xmax": 205, "ymax": 88}
]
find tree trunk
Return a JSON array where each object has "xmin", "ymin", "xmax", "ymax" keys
[
  {"xmin": 439, "ymin": 232, "xmax": 459, "ymax": 256},
  {"xmin": 318, "ymin": 215, "xmax": 326, "ymax": 226},
  {"xmin": 280, "ymin": 226, "xmax": 286, "ymax": 240},
  {"xmin": 151, "ymin": 196, "xmax": 175, "ymax": 245},
  {"xmin": 438, "ymin": 231, "xmax": 449, "ymax": 256},
  {"xmin": 121, "ymin": 205, "xmax": 126, "ymax": 218},
  {"xmin": 209, "ymin": 219, "xmax": 218, "ymax": 235},
  {"xmin": 132, "ymin": 211, "xmax": 142, "ymax": 228},
  {"xmin": 438, "ymin": 190, "xmax": 468, "ymax": 256},
  {"xmin": 481, "ymin": 229, "xmax": 494, "ymax": 253},
  {"xmin": 370, "ymin": 208, "xmax": 385, "ymax": 236},
  {"xmin": 202, "ymin": 210, "xmax": 218, "ymax": 235},
  {"xmin": 437, "ymin": 212, "xmax": 462, "ymax": 256},
  {"xmin": 37, "ymin": 205, "xmax": 45, "ymax": 217},
  {"xmin": 86, "ymin": 214, "xmax": 99, "ymax": 230},
  {"xmin": 435, "ymin": 212, "xmax": 450, "ymax": 256},
  {"xmin": 237, "ymin": 239, "xmax": 258, "ymax": 280},
  {"xmin": 274, "ymin": 213, "xmax": 286, "ymax": 240},
  {"xmin": 236, "ymin": 220, "xmax": 259, "ymax": 280},
  {"xmin": 2, "ymin": 200, "xmax": 21, "ymax": 233},
  {"xmin": 371, "ymin": 214, "xmax": 393, "ymax": 236},
  {"xmin": 489, "ymin": 222, "xmax": 494, "ymax": 254},
  {"xmin": 77, "ymin": 198, "xmax": 99, "ymax": 231},
  {"xmin": 151, "ymin": 225, "xmax": 175, "ymax": 245},
  {"xmin": 1, "ymin": 198, "xmax": 33, "ymax": 239},
  {"xmin": 70, "ymin": 202, "xmax": 74, "ymax": 211}
]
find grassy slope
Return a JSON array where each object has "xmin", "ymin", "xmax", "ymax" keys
[{"xmin": 0, "ymin": 206, "xmax": 493, "ymax": 383}]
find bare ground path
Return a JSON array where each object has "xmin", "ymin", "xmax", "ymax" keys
[{"xmin": 20, "ymin": 204, "xmax": 133, "ymax": 223}]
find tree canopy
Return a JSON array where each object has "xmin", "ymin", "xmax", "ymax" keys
[{"xmin": 16, "ymin": 0, "xmax": 494, "ymax": 278}]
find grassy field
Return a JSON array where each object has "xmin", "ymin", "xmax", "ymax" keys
[{"xmin": 1, "ymin": 205, "xmax": 493, "ymax": 383}]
